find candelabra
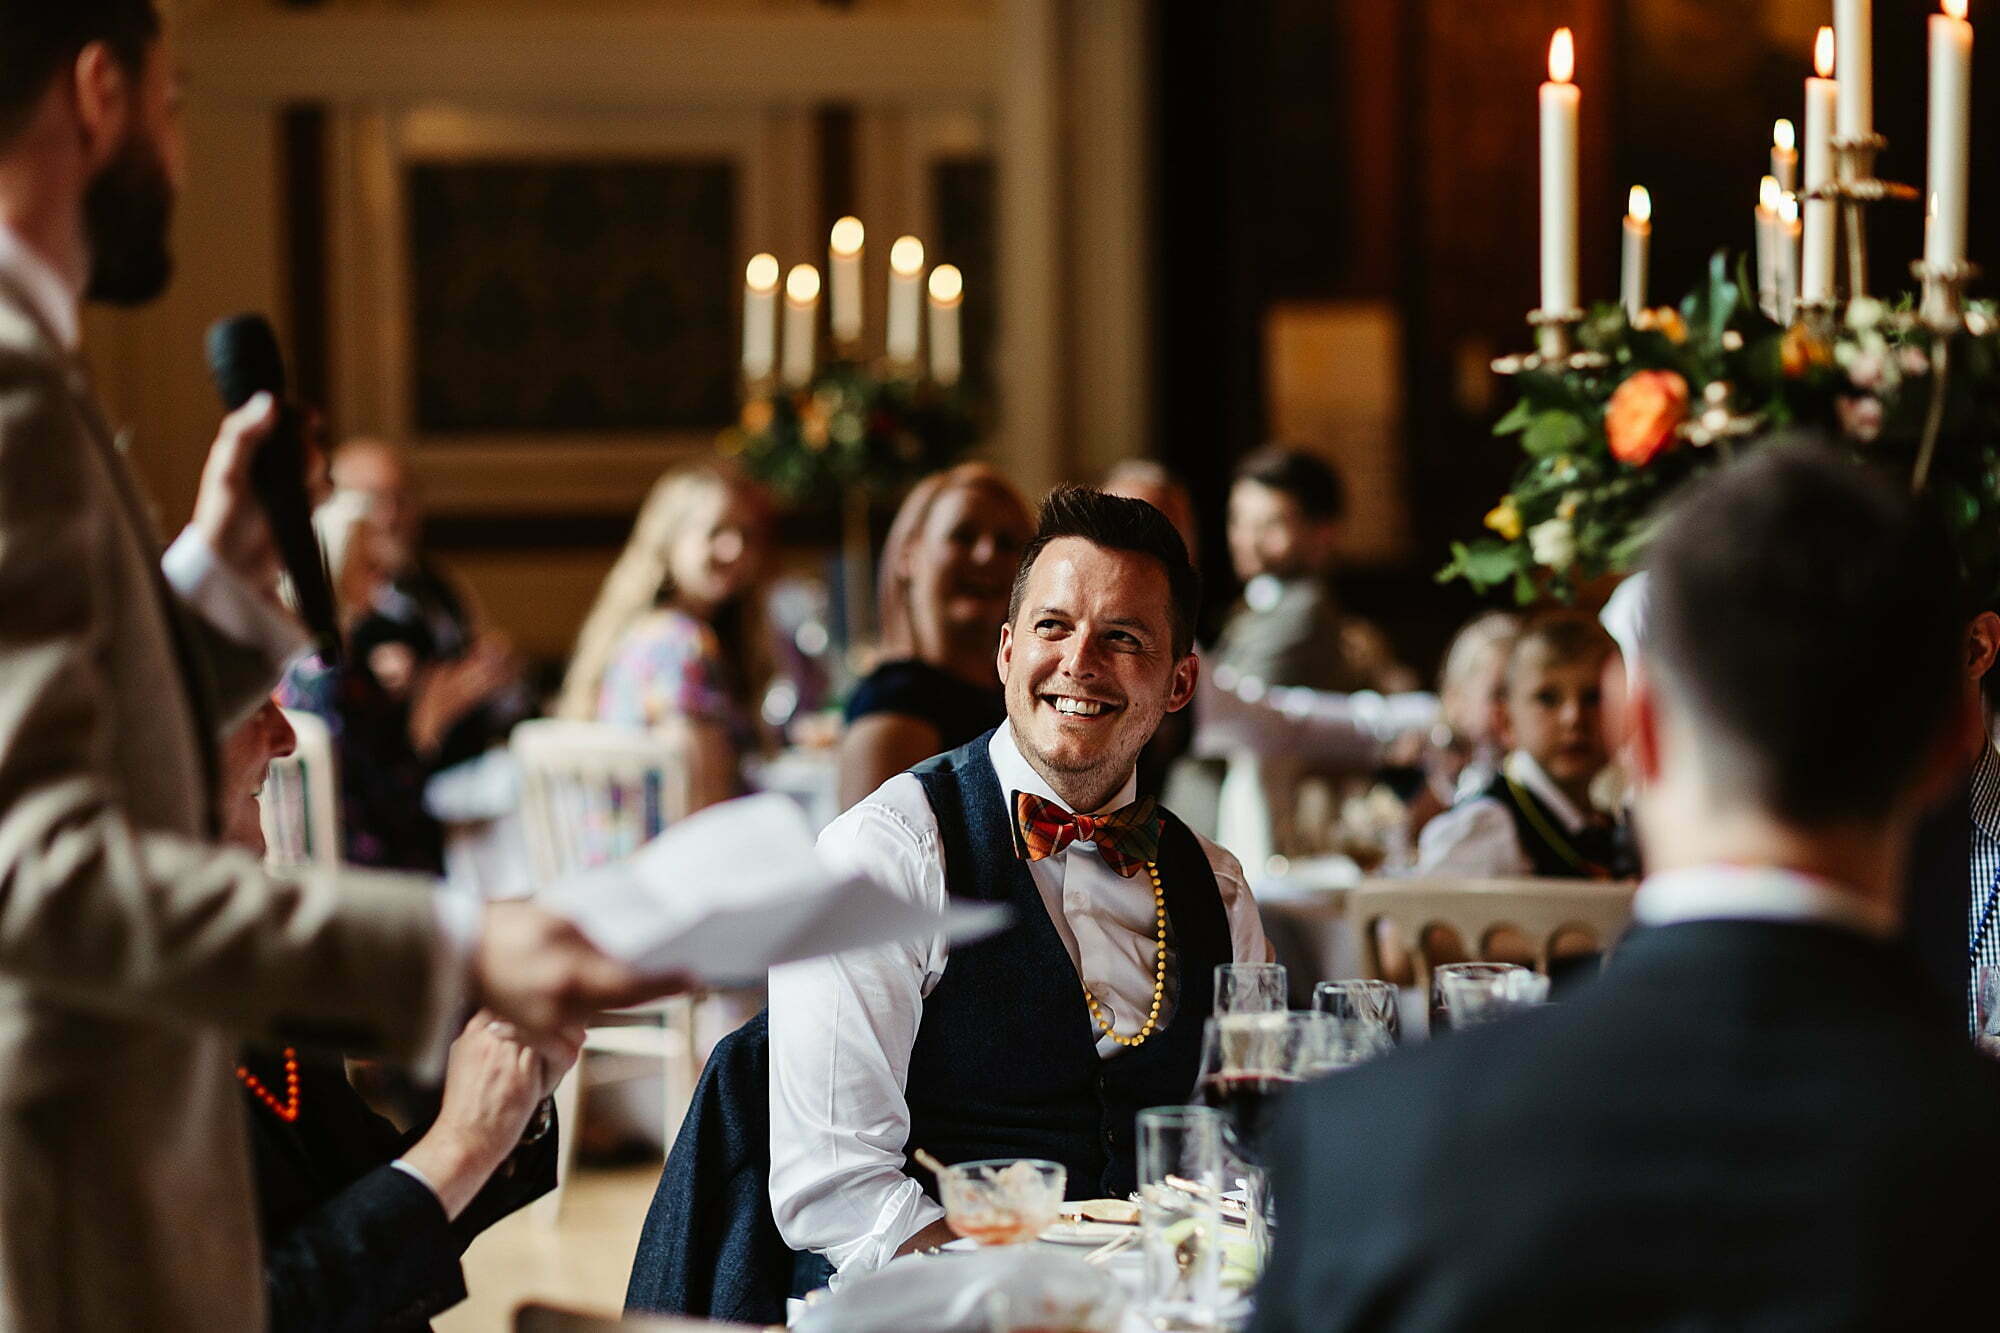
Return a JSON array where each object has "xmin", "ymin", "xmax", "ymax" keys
[
  {"xmin": 1805, "ymin": 135, "xmax": 1920, "ymax": 301},
  {"xmin": 1491, "ymin": 308, "xmax": 1610, "ymax": 377}
]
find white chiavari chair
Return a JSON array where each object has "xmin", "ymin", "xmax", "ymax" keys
[
  {"xmin": 1347, "ymin": 875, "xmax": 1638, "ymax": 991},
  {"xmin": 259, "ymin": 709, "xmax": 341, "ymax": 869}
]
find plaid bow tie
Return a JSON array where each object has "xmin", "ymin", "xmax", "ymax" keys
[{"xmin": 1012, "ymin": 791, "xmax": 1163, "ymax": 878}]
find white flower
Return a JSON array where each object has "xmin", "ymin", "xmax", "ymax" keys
[
  {"xmin": 1846, "ymin": 296, "xmax": 1887, "ymax": 331},
  {"xmin": 1528, "ymin": 517, "xmax": 1577, "ymax": 569},
  {"xmin": 1845, "ymin": 347, "xmax": 1890, "ymax": 392},
  {"xmin": 1899, "ymin": 345, "xmax": 1930, "ymax": 377}
]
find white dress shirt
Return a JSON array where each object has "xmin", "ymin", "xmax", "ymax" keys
[
  {"xmin": 1415, "ymin": 749, "xmax": 1591, "ymax": 876},
  {"xmin": 769, "ymin": 726, "xmax": 1268, "ymax": 1277},
  {"xmin": 1634, "ymin": 863, "xmax": 1895, "ymax": 938}
]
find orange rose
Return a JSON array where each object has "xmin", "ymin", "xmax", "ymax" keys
[
  {"xmin": 1780, "ymin": 324, "xmax": 1834, "ymax": 379},
  {"xmin": 1604, "ymin": 369, "xmax": 1688, "ymax": 467}
]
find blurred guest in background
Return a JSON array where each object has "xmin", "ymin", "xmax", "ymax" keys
[
  {"xmin": 331, "ymin": 436, "xmax": 530, "ymax": 767},
  {"xmin": 1433, "ymin": 609, "xmax": 1522, "ymax": 804},
  {"xmin": 559, "ymin": 464, "xmax": 772, "ymax": 811},
  {"xmin": 281, "ymin": 494, "xmax": 512, "ymax": 874},
  {"xmin": 1253, "ymin": 444, "xmax": 2000, "ymax": 1330},
  {"xmin": 838, "ymin": 463, "xmax": 1030, "ymax": 809},
  {"xmin": 1415, "ymin": 615, "xmax": 1628, "ymax": 879},
  {"xmin": 1102, "ymin": 458, "xmax": 1200, "ymax": 565},
  {"xmin": 222, "ymin": 700, "xmax": 569, "ymax": 1331}
]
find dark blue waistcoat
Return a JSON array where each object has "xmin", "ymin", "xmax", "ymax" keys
[{"xmin": 905, "ymin": 730, "xmax": 1231, "ymax": 1202}]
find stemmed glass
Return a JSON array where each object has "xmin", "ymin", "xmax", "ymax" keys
[
  {"xmin": 1213, "ymin": 962, "xmax": 1288, "ymax": 1015},
  {"xmin": 1436, "ymin": 964, "xmax": 1548, "ymax": 1032},
  {"xmin": 1311, "ymin": 978, "xmax": 1400, "ymax": 1061},
  {"xmin": 1429, "ymin": 962, "xmax": 1528, "ymax": 1036}
]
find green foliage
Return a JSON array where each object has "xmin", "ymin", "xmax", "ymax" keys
[
  {"xmin": 1446, "ymin": 254, "xmax": 2000, "ymax": 607},
  {"xmin": 724, "ymin": 362, "xmax": 979, "ymax": 507}
]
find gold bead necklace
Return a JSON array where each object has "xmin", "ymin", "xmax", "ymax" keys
[{"xmin": 1081, "ymin": 861, "xmax": 1167, "ymax": 1048}]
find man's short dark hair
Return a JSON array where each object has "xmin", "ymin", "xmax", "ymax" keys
[
  {"xmin": 1646, "ymin": 441, "xmax": 1962, "ymax": 824},
  {"xmin": 1008, "ymin": 486, "xmax": 1201, "ymax": 658},
  {"xmin": 1233, "ymin": 446, "xmax": 1346, "ymax": 522},
  {"xmin": 0, "ymin": 3, "xmax": 159, "ymax": 147}
]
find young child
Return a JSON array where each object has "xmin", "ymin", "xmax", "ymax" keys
[{"xmin": 1415, "ymin": 615, "xmax": 1631, "ymax": 879}]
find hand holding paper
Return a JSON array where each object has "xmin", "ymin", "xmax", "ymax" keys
[{"xmin": 538, "ymin": 793, "xmax": 1008, "ymax": 987}]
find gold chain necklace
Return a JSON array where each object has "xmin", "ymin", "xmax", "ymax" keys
[{"xmin": 1081, "ymin": 861, "xmax": 1168, "ymax": 1048}]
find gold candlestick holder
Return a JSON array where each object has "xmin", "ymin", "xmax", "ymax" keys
[
  {"xmin": 1491, "ymin": 308, "xmax": 1609, "ymax": 376},
  {"xmin": 1912, "ymin": 259, "xmax": 1979, "ymax": 331},
  {"xmin": 1803, "ymin": 135, "xmax": 1919, "ymax": 300}
]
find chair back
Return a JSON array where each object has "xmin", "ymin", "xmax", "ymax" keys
[
  {"xmin": 259, "ymin": 708, "xmax": 341, "ymax": 868},
  {"xmin": 512, "ymin": 719, "xmax": 690, "ymax": 883},
  {"xmin": 1349, "ymin": 876, "xmax": 1637, "ymax": 986}
]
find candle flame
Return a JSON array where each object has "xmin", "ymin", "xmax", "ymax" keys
[
  {"xmin": 1945, "ymin": 0, "xmax": 1968, "ymax": 20},
  {"xmin": 830, "ymin": 216, "xmax": 865, "ymax": 256},
  {"xmin": 889, "ymin": 235, "xmax": 926, "ymax": 277},
  {"xmin": 1779, "ymin": 194, "xmax": 1799, "ymax": 225},
  {"xmin": 928, "ymin": 264, "xmax": 963, "ymax": 304},
  {"xmin": 786, "ymin": 263, "xmax": 821, "ymax": 304},
  {"xmin": 1760, "ymin": 174, "xmax": 1781, "ymax": 212},
  {"xmin": 1629, "ymin": 186, "xmax": 1652, "ymax": 223},
  {"xmin": 1548, "ymin": 28, "xmax": 1575, "ymax": 84},
  {"xmin": 1815, "ymin": 26, "xmax": 1835, "ymax": 78},
  {"xmin": 1773, "ymin": 118, "xmax": 1795, "ymax": 152},
  {"xmin": 745, "ymin": 253, "xmax": 780, "ymax": 293}
]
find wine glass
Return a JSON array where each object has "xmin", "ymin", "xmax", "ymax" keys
[
  {"xmin": 1194, "ymin": 1011, "xmax": 1329, "ymax": 1276},
  {"xmin": 1312, "ymin": 978, "xmax": 1401, "ymax": 1055},
  {"xmin": 1428, "ymin": 962, "xmax": 1529, "ymax": 1036},
  {"xmin": 1213, "ymin": 962, "xmax": 1288, "ymax": 1015}
]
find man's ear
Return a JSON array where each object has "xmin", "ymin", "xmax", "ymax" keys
[
  {"xmin": 1967, "ymin": 610, "xmax": 2000, "ymax": 684},
  {"xmin": 1164, "ymin": 652, "xmax": 1199, "ymax": 714},
  {"xmin": 1626, "ymin": 669, "xmax": 1664, "ymax": 788},
  {"xmin": 996, "ymin": 620, "xmax": 1014, "ymax": 687},
  {"xmin": 70, "ymin": 42, "xmax": 134, "ymax": 170}
]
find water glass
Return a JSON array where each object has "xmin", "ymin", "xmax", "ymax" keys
[
  {"xmin": 1428, "ymin": 961, "xmax": 1528, "ymax": 1036},
  {"xmin": 1312, "ymin": 978, "xmax": 1401, "ymax": 1050},
  {"xmin": 1136, "ymin": 1106, "xmax": 1225, "ymax": 1330},
  {"xmin": 1214, "ymin": 962, "xmax": 1287, "ymax": 1015},
  {"xmin": 1976, "ymin": 966, "xmax": 2000, "ymax": 1058},
  {"xmin": 1438, "ymin": 966, "xmax": 1549, "ymax": 1031}
]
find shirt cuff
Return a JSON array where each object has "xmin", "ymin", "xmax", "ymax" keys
[
  {"xmin": 822, "ymin": 1177, "xmax": 948, "ymax": 1278},
  {"xmin": 412, "ymin": 886, "xmax": 482, "ymax": 1081},
  {"xmin": 389, "ymin": 1157, "xmax": 443, "ymax": 1203},
  {"xmin": 162, "ymin": 526, "xmax": 312, "ymax": 668}
]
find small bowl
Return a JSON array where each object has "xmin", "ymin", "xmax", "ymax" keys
[{"xmin": 935, "ymin": 1157, "xmax": 1067, "ymax": 1247}]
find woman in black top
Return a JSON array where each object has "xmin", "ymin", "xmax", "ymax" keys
[{"xmin": 839, "ymin": 464, "xmax": 1031, "ymax": 808}]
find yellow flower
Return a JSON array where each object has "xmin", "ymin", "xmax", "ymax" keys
[
  {"xmin": 1484, "ymin": 497, "xmax": 1523, "ymax": 541},
  {"xmin": 1634, "ymin": 307, "xmax": 1688, "ymax": 344}
]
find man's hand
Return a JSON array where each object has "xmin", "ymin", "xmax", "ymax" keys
[
  {"xmin": 472, "ymin": 901, "xmax": 689, "ymax": 1064},
  {"xmin": 189, "ymin": 393, "xmax": 283, "ymax": 594}
]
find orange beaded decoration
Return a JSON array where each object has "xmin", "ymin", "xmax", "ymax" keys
[{"xmin": 236, "ymin": 1047, "xmax": 302, "ymax": 1123}]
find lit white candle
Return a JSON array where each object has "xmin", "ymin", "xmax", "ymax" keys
[
  {"xmin": 927, "ymin": 263, "xmax": 963, "ymax": 386},
  {"xmin": 1776, "ymin": 192, "xmax": 1802, "ymax": 322},
  {"xmin": 741, "ymin": 253, "xmax": 779, "ymax": 383},
  {"xmin": 1621, "ymin": 186, "xmax": 1652, "ymax": 320},
  {"xmin": 781, "ymin": 263, "xmax": 821, "ymax": 389},
  {"xmin": 1539, "ymin": 28, "xmax": 1580, "ymax": 315},
  {"xmin": 828, "ymin": 216, "xmax": 865, "ymax": 346},
  {"xmin": 1756, "ymin": 174, "xmax": 1781, "ymax": 317},
  {"xmin": 1835, "ymin": 0, "xmax": 1872, "ymax": 142},
  {"xmin": 887, "ymin": 235, "xmax": 925, "ymax": 367},
  {"xmin": 1802, "ymin": 28, "xmax": 1840, "ymax": 304},
  {"xmin": 1771, "ymin": 119, "xmax": 1799, "ymax": 194},
  {"xmin": 1925, "ymin": 0, "xmax": 1973, "ymax": 270}
]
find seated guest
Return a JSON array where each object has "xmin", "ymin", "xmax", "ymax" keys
[
  {"xmin": 331, "ymin": 436, "xmax": 530, "ymax": 767},
  {"xmin": 1415, "ymin": 614, "xmax": 1629, "ymax": 879},
  {"xmin": 221, "ymin": 700, "xmax": 573, "ymax": 1331},
  {"xmin": 771, "ymin": 489, "xmax": 1270, "ymax": 1277},
  {"xmin": 1102, "ymin": 458, "xmax": 1202, "ymax": 565},
  {"xmin": 282, "ymin": 495, "xmax": 512, "ymax": 873},
  {"xmin": 558, "ymin": 464, "xmax": 771, "ymax": 811},
  {"xmin": 1250, "ymin": 444, "xmax": 2000, "ymax": 1331},
  {"xmin": 838, "ymin": 464, "xmax": 1031, "ymax": 809}
]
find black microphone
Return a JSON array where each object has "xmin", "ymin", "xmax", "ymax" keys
[{"xmin": 204, "ymin": 314, "xmax": 341, "ymax": 664}]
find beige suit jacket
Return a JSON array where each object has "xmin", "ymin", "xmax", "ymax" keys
[{"xmin": 0, "ymin": 279, "xmax": 450, "ymax": 1330}]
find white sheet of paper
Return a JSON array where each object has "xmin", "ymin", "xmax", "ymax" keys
[{"xmin": 539, "ymin": 792, "xmax": 1008, "ymax": 985}]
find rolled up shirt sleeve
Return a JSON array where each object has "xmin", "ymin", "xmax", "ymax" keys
[
  {"xmin": 768, "ymin": 780, "xmax": 950, "ymax": 1278},
  {"xmin": 1192, "ymin": 666, "xmax": 1438, "ymax": 771}
]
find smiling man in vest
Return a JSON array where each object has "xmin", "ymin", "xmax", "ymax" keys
[{"xmin": 770, "ymin": 486, "xmax": 1270, "ymax": 1276}]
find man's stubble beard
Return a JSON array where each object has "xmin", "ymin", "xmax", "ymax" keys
[{"xmin": 83, "ymin": 129, "xmax": 174, "ymax": 307}]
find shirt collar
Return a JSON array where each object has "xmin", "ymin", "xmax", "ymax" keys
[
  {"xmin": 1970, "ymin": 742, "xmax": 2000, "ymax": 842},
  {"xmin": 1634, "ymin": 864, "xmax": 1896, "ymax": 939},
  {"xmin": 990, "ymin": 724, "xmax": 1138, "ymax": 819},
  {"xmin": 1504, "ymin": 749, "xmax": 1591, "ymax": 834},
  {"xmin": 0, "ymin": 224, "xmax": 80, "ymax": 353}
]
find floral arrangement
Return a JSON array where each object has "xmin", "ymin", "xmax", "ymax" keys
[
  {"xmin": 720, "ymin": 362, "xmax": 978, "ymax": 507},
  {"xmin": 1440, "ymin": 253, "xmax": 2000, "ymax": 604}
]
